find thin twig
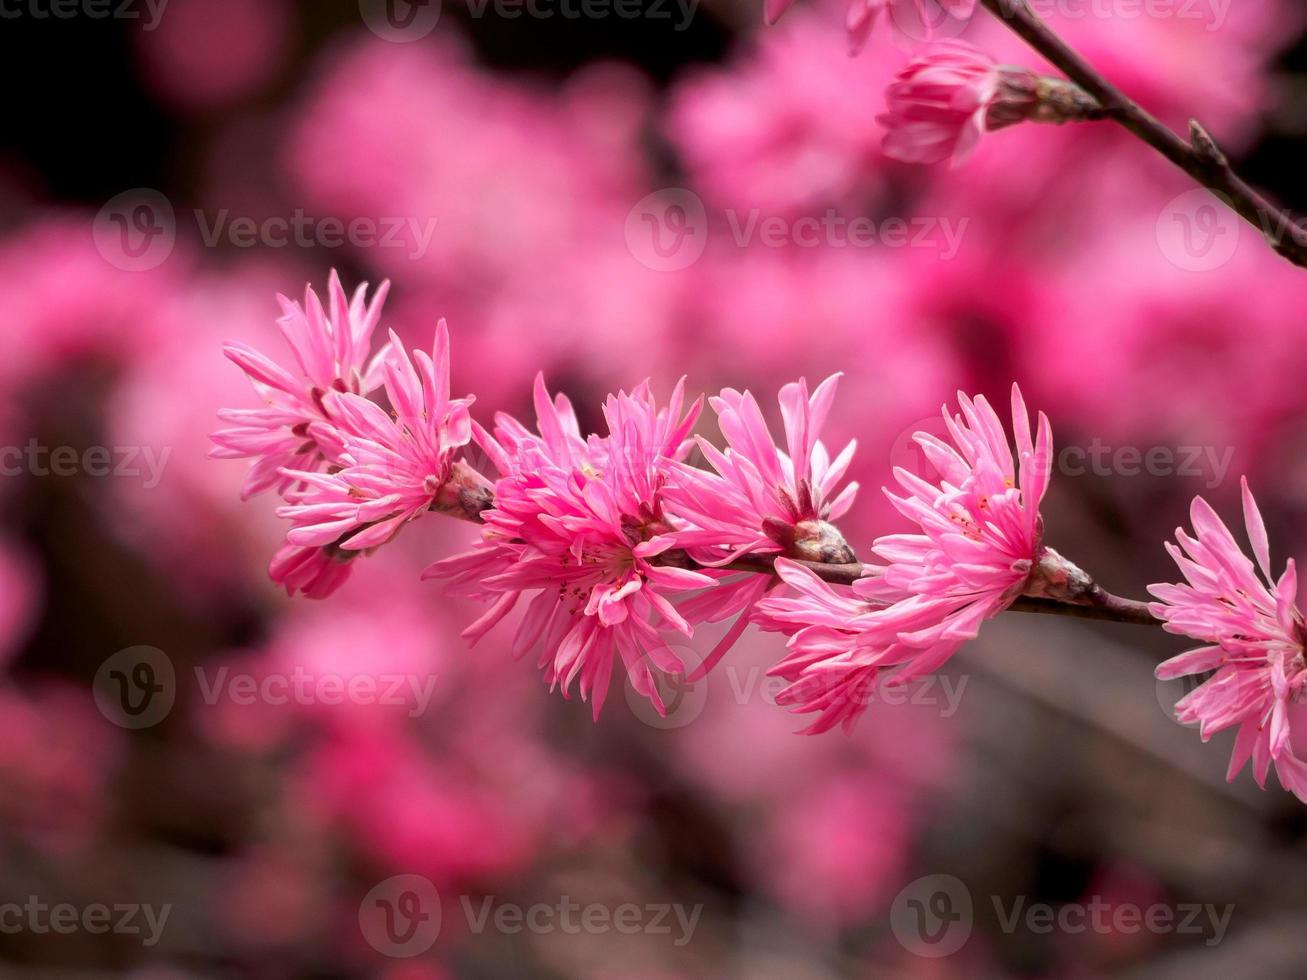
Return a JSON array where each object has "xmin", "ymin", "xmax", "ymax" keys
[
  {"xmin": 980, "ymin": 0, "xmax": 1307, "ymax": 269},
  {"xmin": 428, "ymin": 463, "xmax": 1160, "ymax": 626},
  {"xmin": 721, "ymin": 554, "xmax": 1159, "ymax": 625}
]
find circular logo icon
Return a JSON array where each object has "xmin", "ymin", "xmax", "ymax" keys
[
  {"xmin": 359, "ymin": 0, "xmax": 442, "ymax": 42},
  {"xmin": 887, "ymin": 414, "xmax": 952, "ymax": 483},
  {"xmin": 887, "ymin": 0, "xmax": 970, "ymax": 48},
  {"xmin": 624, "ymin": 188, "xmax": 708, "ymax": 272},
  {"xmin": 93, "ymin": 189, "xmax": 176, "ymax": 272},
  {"xmin": 1156, "ymin": 188, "xmax": 1240, "ymax": 272},
  {"xmin": 623, "ymin": 643, "xmax": 710, "ymax": 730},
  {"xmin": 359, "ymin": 875, "xmax": 442, "ymax": 957},
  {"xmin": 93, "ymin": 646, "xmax": 177, "ymax": 730},
  {"xmin": 1155, "ymin": 667, "xmax": 1229, "ymax": 727},
  {"xmin": 890, "ymin": 874, "xmax": 973, "ymax": 958}
]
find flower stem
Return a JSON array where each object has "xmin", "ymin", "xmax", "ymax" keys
[
  {"xmin": 722, "ymin": 554, "xmax": 1158, "ymax": 625},
  {"xmin": 979, "ymin": 0, "xmax": 1307, "ymax": 270},
  {"xmin": 438, "ymin": 465, "xmax": 1160, "ymax": 626}
]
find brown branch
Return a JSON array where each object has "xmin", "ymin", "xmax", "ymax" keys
[
  {"xmin": 428, "ymin": 461, "xmax": 1159, "ymax": 626},
  {"xmin": 980, "ymin": 0, "xmax": 1307, "ymax": 270},
  {"xmin": 720, "ymin": 554, "xmax": 1158, "ymax": 626}
]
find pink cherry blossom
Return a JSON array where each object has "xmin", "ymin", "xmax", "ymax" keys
[
  {"xmin": 210, "ymin": 270, "xmax": 391, "ymax": 500},
  {"xmin": 668, "ymin": 375, "xmax": 858, "ymax": 566},
  {"xmin": 274, "ymin": 323, "xmax": 474, "ymax": 597},
  {"xmin": 879, "ymin": 42, "xmax": 1005, "ymax": 166},
  {"xmin": 663, "ymin": 376, "xmax": 859, "ymax": 678},
  {"xmin": 756, "ymin": 384, "xmax": 1053, "ymax": 733},
  {"xmin": 427, "ymin": 376, "xmax": 719, "ymax": 719},
  {"xmin": 1149, "ymin": 479, "xmax": 1307, "ymax": 802}
]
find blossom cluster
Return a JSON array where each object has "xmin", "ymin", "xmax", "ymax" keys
[{"xmin": 216, "ymin": 273, "xmax": 1307, "ymax": 806}]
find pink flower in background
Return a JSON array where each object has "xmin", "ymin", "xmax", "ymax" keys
[
  {"xmin": 666, "ymin": 13, "xmax": 897, "ymax": 216},
  {"xmin": 764, "ymin": 0, "xmax": 976, "ymax": 55},
  {"xmin": 757, "ymin": 385, "xmax": 1053, "ymax": 732},
  {"xmin": 107, "ymin": 266, "xmax": 296, "ymax": 599},
  {"xmin": 0, "ymin": 217, "xmax": 176, "ymax": 384},
  {"xmin": 879, "ymin": 42, "xmax": 1005, "ymax": 166},
  {"xmin": 428, "ymin": 377, "xmax": 718, "ymax": 718},
  {"xmin": 0, "ymin": 684, "xmax": 121, "ymax": 855},
  {"xmin": 211, "ymin": 271, "xmax": 391, "ymax": 499},
  {"xmin": 1150, "ymin": 479, "xmax": 1307, "ymax": 801},
  {"xmin": 133, "ymin": 0, "xmax": 292, "ymax": 110},
  {"xmin": 1015, "ymin": 226, "xmax": 1307, "ymax": 466},
  {"xmin": 275, "ymin": 323, "xmax": 475, "ymax": 597},
  {"xmin": 0, "ymin": 543, "xmax": 39, "ymax": 667}
]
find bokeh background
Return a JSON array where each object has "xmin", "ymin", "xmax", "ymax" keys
[{"xmin": 4, "ymin": 0, "xmax": 1307, "ymax": 976}]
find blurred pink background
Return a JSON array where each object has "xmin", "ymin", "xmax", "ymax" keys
[{"xmin": 3, "ymin": 0, "xmax": 1307, "ymax": 976}]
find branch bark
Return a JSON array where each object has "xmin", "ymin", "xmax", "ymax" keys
[
  {"xmin": 980, "ymin": 0, "xmax": 1307, "ymax": 269},
  {"xmin": 427, "ymin": 473, "xmax": 1160, "ymax": 627},
  {"xmin": 720, "ymin": 554, "xmax": 1158, "ymax": 626}
]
